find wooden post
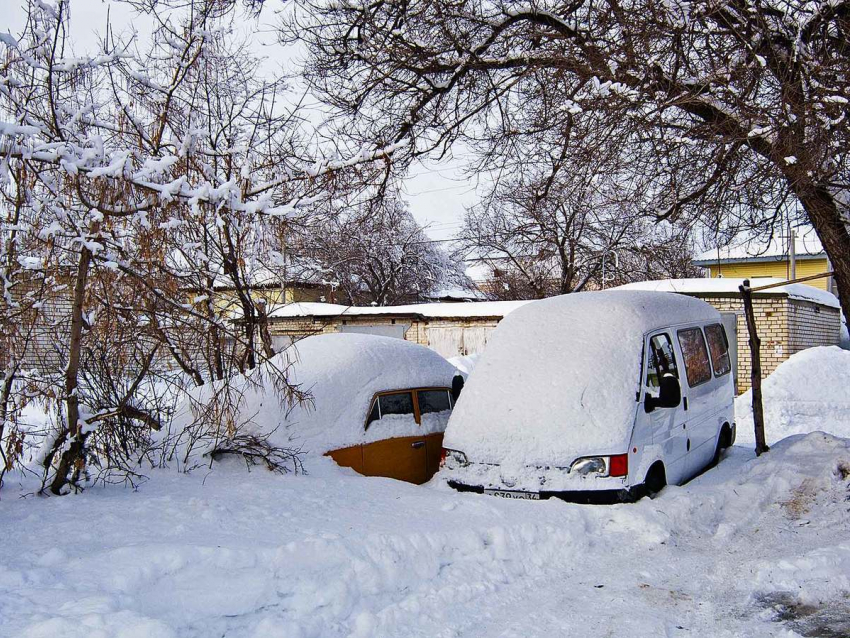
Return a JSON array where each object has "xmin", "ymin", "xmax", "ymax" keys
[{"xmin": 739, "ymin": 279, "xmax": 769, "ymax": 456}]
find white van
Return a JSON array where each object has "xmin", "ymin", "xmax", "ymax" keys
[{"xmin": 440, "ymin": 290, "xmax": 735, "ymax": 502}]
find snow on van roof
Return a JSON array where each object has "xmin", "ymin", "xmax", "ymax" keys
[
  {"xmin": 615, "ymin": 278, "xmax": 840, "ymax": 309},
  {"xmin": 175, "ymin": 333, "xmax": 458, "ymax": 456},
  {"xmin": 443, "ymin": 290, "xmax": 720, "ymax": 467},
  {"xmin": 267, "ymin": 300, "xmax": 532, "ymax": 320}
]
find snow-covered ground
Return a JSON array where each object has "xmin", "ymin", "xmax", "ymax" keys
[
  {"xmin": 3, "ymin": 345, "xmax": 850, "ymax": 638},
  {"xmin": 1, "ymin": 434, "xmax": 849, "ymax": 638}
]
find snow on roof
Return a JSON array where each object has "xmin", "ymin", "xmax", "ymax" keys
[
  {"xmin": 178, "ymin": 333, "xmax": 458, "ymax": 456},
  {"xmin": 615, "ymin": 278, "xmax": 840, "ymax": 309},
  {"xmin": 695, "ymin": 229, "xmax": 825, "ymax": 264},
  {"xmin": 443, "ymin": 290, "xmax": 720, "ymax": 468},
  {"xmin": 267, "ymin": 300, "xmax": 533, "ymax": 320}
]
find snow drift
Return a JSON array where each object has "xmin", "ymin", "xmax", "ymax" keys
[
  {"xmin": 736, "ymin": 346, "xmax": 850, "ymax": 445},
  {"xmin": 3, "ymin": 432, "xmax": 850, "ymax": 638}
]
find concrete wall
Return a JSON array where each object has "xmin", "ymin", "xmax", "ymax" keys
[{"xmin": 266, "ymin": 314, "xmax": 503, "ymax": 359}]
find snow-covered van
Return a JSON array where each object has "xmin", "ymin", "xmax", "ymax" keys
[
  {"xmin": 440, "ymin": 290, "xmax": 735, "ymax": 502},
  {"xmin": 178, "ymin": 333, "xmax": 461, "ymax": 484}
]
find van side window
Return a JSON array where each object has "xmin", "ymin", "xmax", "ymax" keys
[
  {"xmin": 704, "ymin": 323, "xmax": 731, "ymax": 377},
  {"xmin": 677, "ymin": 328, "xmax": 712, "ymax": 387},
  {"xmin": 646, "ymin": 333, "xmax": 679, "ymax": 389}
]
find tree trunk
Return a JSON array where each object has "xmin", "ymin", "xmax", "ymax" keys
[
  {"xmin": 740, "ymin": 281, "xmax": 769, "ymax": 456},
  {"xmin": 791, "ymin": 183, "xmax": 850, "ymax": 324},
  {"xmin": 45, "ymin": 236, "xmax": 93, "ymax": 494}
]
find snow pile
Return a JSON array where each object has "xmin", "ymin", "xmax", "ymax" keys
[
  {"xmin": 735, "ymin": 346, "xmax": 850, "ymax": 445},
  {"xmin": 447, "ymin": 353, "xmax": 479, "ymax": 379},
  {"xmin": 172, "ymin": 333, "xmax": 458, "ymax": 456},
  {"xmin": 444, "ymin": 290, "xmax": 720, "ymax": 466},
  {"xmin": 2, "ymin": 433, "xmax": 850, "ymax": 637}
]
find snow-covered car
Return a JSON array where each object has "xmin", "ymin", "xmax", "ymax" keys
[
  {"xmin": 179, "ymin": 333, "xmax": 461, "ymax": 484},
  {"xmin": 440, "ymin": 290, "xmax": 736, "ymax": 502}
]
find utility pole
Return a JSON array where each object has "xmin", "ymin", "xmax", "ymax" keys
[
  {"xmin": 788, "ymin": 222, "xmax": 796, "ymax": 280},
  {"xmin": 739, "ymin": 279, "xmax": 769, "ymax": 456}
]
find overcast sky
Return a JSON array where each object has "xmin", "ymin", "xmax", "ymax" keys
[{"xmin": 3, "ymin": 0, "xmax": 478, "ymax": 243}]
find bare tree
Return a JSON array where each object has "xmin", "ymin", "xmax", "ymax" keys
[
  {"xmin": 298, "ymin": 198, "xmax": 470, "ymax": 305},
  {"xmin": 0, "ymin": 0, "xmax": 397, "ymax": 493},
  {"xmin": 459, "ymin": 148, "xmax": 700, "ymax": 299},
  {"xmin": 284, "ymin": 0, "xmax": 850, "ymax": 320}
]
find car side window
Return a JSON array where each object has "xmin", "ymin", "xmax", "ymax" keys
[
  {"xmin": 677, "ymin": 327, "xmax": 712, "ymax": 387},
  {"xmin": 646, "ymin": 333, "xmax": 679, "ymax": 390},
  {"xmin": 380, "ymin": 391, "xmax": 415, "ymax": 417},
  {"xmin": 704, "ymin": 323, "xmax": 731, "ymax": 377},
  {"xmin": 418, "ymin": 389, "xmax": 452, "ymax": 415},
  {"xmin": 366, "ymin": 391, "xmax": 416, "ymax": 430}
]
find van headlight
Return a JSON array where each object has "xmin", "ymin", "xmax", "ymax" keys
[
  {"xmin": 571, "ymin": 457, "xmax": 608, "ymax": 476},
  {"xmin": 441, "ymin": 448, "xmax": 469, "ymax": 469},
  {"xmin": 570, "ymin": 454, "xmax": 628, "ymax": 478}
]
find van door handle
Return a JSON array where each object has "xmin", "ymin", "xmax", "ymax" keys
[{"xmin": 411, "ymin": 441, "xmax": 425, "ymax": 449}]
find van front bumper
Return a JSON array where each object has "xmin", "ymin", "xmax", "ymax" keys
[{"xmin": 447, "ymin": 480, "xmax": 640, "ymax": 504}]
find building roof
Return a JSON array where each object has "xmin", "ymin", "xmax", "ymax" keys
[
  {"xmin": 695, "ymin": 230, "xmax": 825, "ymax": 266},
  {"xmin": 615, "ymin": 278, "xmax": 840, "ymax": 309},
  {"xmin": 267, "ymin": 300, "xmax": 533, "ymax": 320}
]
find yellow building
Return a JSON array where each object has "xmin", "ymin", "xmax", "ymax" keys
[{"xmin": 694, "ymin": 231, "xmax": 834, "ymax": 293}]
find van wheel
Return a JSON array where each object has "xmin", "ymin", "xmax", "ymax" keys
[
  {"xmin": 644, "ymin": 464, "xmax": 667, "ymax": 499},
  {"xmin": 711, "ymin": 426, "xmax": 733, "ymax": 467}
]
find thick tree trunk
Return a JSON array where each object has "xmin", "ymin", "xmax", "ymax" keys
[{"xmin": 789, "ymin": 184, "xmax": 850, "ymax": 325}]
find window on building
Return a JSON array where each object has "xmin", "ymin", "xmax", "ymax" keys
[
  {"xmin": 677, "ymin": 328, "xmax": 712, "ymax": 387},
  {"xmin": 704, "ymin": 323, "xmax": 731, "ymax": 377}
]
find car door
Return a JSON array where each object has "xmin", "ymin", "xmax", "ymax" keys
[
  {"xmin": 675, "ymin": 326, "xmax": 717, "ymax": 478},
  {"xmin": 361, "ymin": 391, "xmax": 429, "ymax": 484},
  {"xmin": 417, "ymin": 388, "xmax": 454, "ymax": 479},
  {"xmin": 637, "ymin": 331, "xmax": 690, "ymax": 485}
]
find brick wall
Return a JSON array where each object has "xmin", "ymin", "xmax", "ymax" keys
[
  {"xmin": 691, "ymin": 293, "xmax": 839, "ymax": 393},
  {"xmin": 695, "ymin": 294, "xmax": 789, "ymax": 392},
  {"xmin": 787, "ymin": 300, "xmax": 841, "ymax": 355}
]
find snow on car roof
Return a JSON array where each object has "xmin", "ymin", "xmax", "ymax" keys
[
  {"xmin": 443, "ymin": 290, "xmax": 720, "ymax": 467},
  {"xmin": 178, "ymin": 333, "xmax": 458, "ymax": 456},
  {"xmin": 267, "ymin": 300, "xmax": 533, "ymax": 319},
  {"xmin": 615, "ymin": 278, "xmax": 840, "ymax": 309}
]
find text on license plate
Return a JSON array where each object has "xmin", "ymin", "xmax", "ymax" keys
[{"xmin": 483, "ymin": 489, "xmax": 540, "ymax": 500}]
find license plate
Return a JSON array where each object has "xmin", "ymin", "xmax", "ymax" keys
[{"xmin": 484, "ymin": 489, "xmax": 540, "ymax": 500}]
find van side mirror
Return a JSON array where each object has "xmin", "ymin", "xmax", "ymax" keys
[
  {"xmin": 451, "ymin": 375, "xmax": 465, "ymax": 403},
  {"xmin": 644, "ymin": 374, "xmax": 681, "ymax": 413}
]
